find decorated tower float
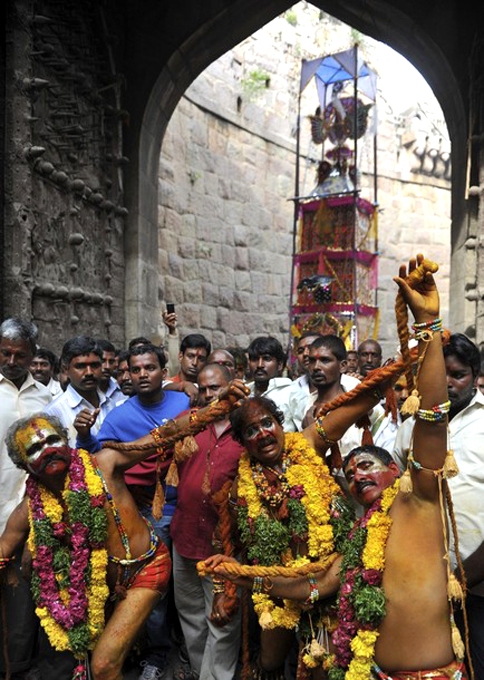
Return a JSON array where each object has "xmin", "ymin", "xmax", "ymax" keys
[{"xmin": 289, "ymin": 46, "xmax": 379, "ymax": 358}]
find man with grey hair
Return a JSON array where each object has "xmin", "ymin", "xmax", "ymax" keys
[{"xmin": 0, "ymin": 316, "xmax": 52, "ymax": 678}]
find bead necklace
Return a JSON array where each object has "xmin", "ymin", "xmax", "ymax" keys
[{"xmin": 250, "ymin": 452, "xmax": 291, "ymax": 508}]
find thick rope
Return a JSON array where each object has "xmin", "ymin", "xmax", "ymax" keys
[
  {"xmin": 101, "ymin": 397, "xmax": 235, "ymax": 454},
  {"xmin": 211, "ymin": 482, "xmax": 239, "ymax": 616},
  {"xmin": 197, "ymin": 553, "xmax": 338, "ymax": 579}
]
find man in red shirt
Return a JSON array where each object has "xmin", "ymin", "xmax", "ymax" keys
[{"xmin": 171, "ymin": 363, "xmax": 244, "ymax": 680}]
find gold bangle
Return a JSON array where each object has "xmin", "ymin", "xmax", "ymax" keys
[{"xmin": 315, "ymin": 418, "xmax": 338, "ymax": 446}]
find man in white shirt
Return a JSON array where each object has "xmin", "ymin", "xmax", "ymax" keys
[
  {"xmin": 393, "ymin": 332, "xmax": 484, "ymax": 677},
  {"xmin": 0, "ymin": 317, "xmax": 52, "ymax": 677},
  {"xmin": 246, "ymin": 336, "xmax": 292, "ymax": 410},
  {"xmin": 46, "ymin": 336, "xmax": 119, "ymax": 446},
  {"xmin": 29, "ymin": 346, "xmax": 63, "ymax": 397}
]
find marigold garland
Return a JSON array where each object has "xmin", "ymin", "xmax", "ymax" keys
[
  {"xmin": 26, "ymin": 448, "xmax": 109, "ymax": 662},
  {"xmin": 236, "ymin": 433, "xmax": 343, "ymax": 631},
  {"xmin": 328, "ymin": 479, "xmax": 400, "ymax": 680}
]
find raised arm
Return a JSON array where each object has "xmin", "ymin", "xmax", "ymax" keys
[{"xmin": 393, "ymin": 254, "xmax": 447, "ymax": 501}]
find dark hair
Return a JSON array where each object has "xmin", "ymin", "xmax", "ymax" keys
[
  {"xmin": 247, "ymin": 336, "xmax": 286, "ymax": 365},
  {"xmin": 128, "ymin": 336, "xmax": 152, "ymax": 349},
  {"xmin": 227, "ymin": 346, "xmax": 248, "ymax": 371},
  {"xmin": 34, "ymin": 347, "xmax": 58, "ymax": 368},
  {"xmin": 343, "ymin": 444, "xmax": 395, "ymax": 470},
  {"xmin": 6, "ymin": 413, "xmax": 68, "ymax": 470},
  {"xmin": 311, "ymin": 335, "xmax": 347, "ymax": 361},
  {"xmin": 95, "ymin": 338, "xmax": 116, "ymax": 353},
  {"xmin": 443, "ymin": 333, "xmax": 481, "ymax": 378},
  {"xmin": 0, "ymin": 318, "xmax": 38, "ymax": 352},
  {"xmin": 230, "ymin": 396, "xmax": 284, "ymax": 444},
  {"xmin": 128, "ymin": 343, "xmax": 167, "ymax": 369},
  {"xmin": 346, "ymin": 349, "xmax": 358, "ymax": 357},
  {"xmin": 60, "ymin": 336, "xmax": 102, "ymax": 367},
  {"xmin": 179, "ymin": 333, "xmax": 211, "ymax": 355},
  {"xmin": 117, "ymin": 349, "xmax": 131, "ymax": 365}
]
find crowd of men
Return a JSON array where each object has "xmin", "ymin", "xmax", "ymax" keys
[{"xmin": 0, "ymin": 281, "xmax": 484, "ymax": 680}]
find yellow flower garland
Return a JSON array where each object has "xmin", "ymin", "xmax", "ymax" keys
[
  {"xmin": 341, "ymin": 480, "xmax": 400, "ymax": 680},
  {"xmin": 27, "ymin": 449, "xmax": 109, "ymax": 654},
  {"xmin": 238, "ymin": 432, "xmax": 342, "ymax": 630}
]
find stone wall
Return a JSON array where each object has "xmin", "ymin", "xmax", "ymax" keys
[{"xmin": 157, "ymin": 5, "xmax": 450, "ymax": 361}]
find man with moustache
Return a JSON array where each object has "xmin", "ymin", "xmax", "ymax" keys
[
  {"xmin": 357, "ymin": 338, "xmax": 383, "ymax": 377},
  {"xmin": 30, "ymin": 346, "xmax": 63, "ymax": 397},
  {"xmin": 0, "ymin": 318, "xmax": 52, "ymax": 679},
  {"xmin": 46, "ymin": 336, "xmax": 117, "ymax": 447},
  {"xmin": 96, "ymin": 338, "xmax": 127, "ymax": 408},
  {"xmin": 0, "ymin": 374, "xmax": 247, "ymax": 680},
  {"xmin": 282, "ymin": 331, "xmax": 358, "ymax": 432},
  {"xmin": 246, "ymin": 336, "xmax": 292, "ymax": 409},
  {"xmin": 393, "ymin": 332, "xmax": 484, "ymax": 677},
  {"xmin": 116, "ymin": 349, "xmax": 135, "ymax": 396},
  {"xmin": 171, "ymin": 363, "xmax": 244, "ymax": 680}
]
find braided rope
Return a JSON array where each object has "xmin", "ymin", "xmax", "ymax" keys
[
  {"xmin": 197, "ymin": 553, "xmax": 338, "ymax": 579},
  {"xmin": 101, "ymin": 397, "xmax": 233, "ymax": 453}
]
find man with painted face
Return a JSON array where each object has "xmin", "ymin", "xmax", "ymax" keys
[
  {"xmin": 393, "ymin": 331, "xmax": 484, "ymax": 678},
  {"xmin": 204, "ymin": 351, "xmax": 391, "ymax": 679},
  {"xmin": 0, "ymin": 318, "xmax": 52, "ymax": 679},
  {"xmin": 207, "ymin": 255, "xmax": 468, "ymax": 680},
  {"xmin": 0, "ymin": 378, "xmax": 248, "ymax": 680}
]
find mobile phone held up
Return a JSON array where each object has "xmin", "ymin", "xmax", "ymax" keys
[{"xmin": 166, "ymin": 303, "xmax": 175, "ymax": 314}]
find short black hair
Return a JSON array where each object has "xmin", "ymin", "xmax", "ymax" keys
[
  {"xmin": 343, "ymin": 444, "xmax": 395, "ymax": 471},
  {"xmin": 310, "ymin": 335, "xmax": 347, "ymax": 362},
  {"xmin": 117, "ymin": 349, "xmax": 130, "ymax": 365},
  {"xmin": 296, "ymin": 331, "xmax": 323, "ymax": 345},
  {"xmin": 60, "ymin": 336, "xmax": 102, "ymax": 368},
  {"xmin": 179, "ymin": 333, "xmax": 211, "ymax": 355},
  {"xmin": 443, "ymin": 333, "xmax": 481, "ymax": 378},
  {"xmin": 34, "ymin": 347, "xmax": 58, "ymax": 368},
  {"xmin": 247, "ymin": 336, "xmax": 286, "ymax": 365},
  {"xmin": 128, "ymin": 343, "xmax": 166, "ymax": 369},
  {"xmin": 128, "ymin": 336, "xmax": 152, "ymax": 349},
  {"xmin": 230, "ymin": 396, "xmax": 284, "ymax": 444},
  {"xmin": 96, "ymin": 338, "xmax": 116, "ymax": 353}
]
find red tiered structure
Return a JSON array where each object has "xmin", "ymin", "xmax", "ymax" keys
[{"xmin": 289, "ymin": 46, "xmax": 379, "ymax": 352}]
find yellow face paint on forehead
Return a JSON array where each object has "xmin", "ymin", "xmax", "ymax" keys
[{"xmin": 15, "ymin": 418, "xmax": 59, "ymax": 459}]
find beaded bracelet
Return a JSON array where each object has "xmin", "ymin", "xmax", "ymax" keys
[
  {"xmin": 412, "ymin": 318, "xmax": 442, "ymax": 330},
  {"xmin": 304, "ymin": 574, "xmax": 320, "ymax": 605},
  {"xmin": 253, "ymin": 576, "xmax": 264, "ymax": 594},
  {"xmin": 412, "ymin": 318, "xmax": 442, "ymax": 341},
  {"xmin": 314, "ymin": 419, "xmax": 338, "ymax": 446},
  {"xmin": 416, "ymin": 400, "xmax": 451, "ymax": 422}
]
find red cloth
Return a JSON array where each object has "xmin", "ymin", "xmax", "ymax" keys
[
  {"xmin": 170, "ymin": 422, "xmax": 244, "ymax": 560},
  {"xmin": 129, "ymin": 541, "xmax": 172, "ymax": 594}
]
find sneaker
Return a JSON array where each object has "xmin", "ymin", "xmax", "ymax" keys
[{"xmin": 138, "ymin": 661, "xmax": 167, "ymax": 680}]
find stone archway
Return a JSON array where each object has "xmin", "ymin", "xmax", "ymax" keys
[{"xmin": 124, "ymin": 0, "xmax": 472, "ymax": 344}]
